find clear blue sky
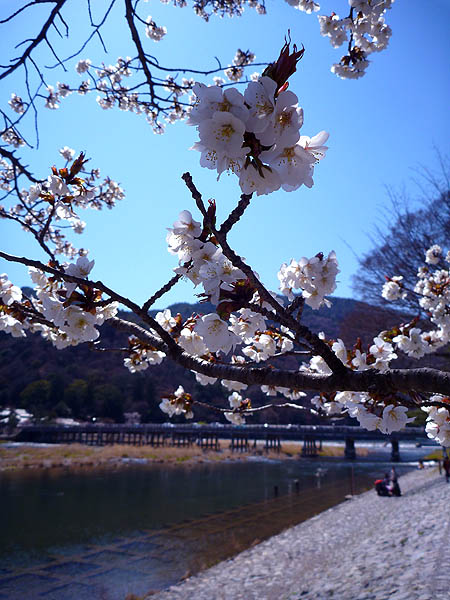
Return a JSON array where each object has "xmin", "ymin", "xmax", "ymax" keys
[{"xmin": 1, "ymin": 0, "xmax": 449, "ymax": 310}]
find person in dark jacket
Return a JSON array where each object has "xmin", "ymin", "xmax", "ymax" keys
[
  {"xmin": 389, "ymin": 467, "xmax": 401, "ymax": 496},
  {"xmin": 443, "ymin": 457, "xmax": 450, "ymax": 483}
]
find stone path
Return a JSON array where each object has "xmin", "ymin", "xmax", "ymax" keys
[{"xmin": 153, "ymin": 468, "xmax": 449, "ymax": 600}]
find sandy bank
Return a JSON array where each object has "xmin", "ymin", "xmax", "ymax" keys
[{"xmin": 0, "ymin": 441, "xmax": 354, "ymax": 472}]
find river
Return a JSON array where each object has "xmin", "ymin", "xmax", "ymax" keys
[{"xmin": 0, "ymin": 445, "xmax": 431, "ymax": 600}]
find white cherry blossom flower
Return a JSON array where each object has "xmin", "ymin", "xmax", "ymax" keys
[
  {"xmin": 425, "ymin": 244, "xmax": 442, "ymax": 265},
  {"xmin": 76, "ymin": 59, "xmax": 91, "ymax": 74},
  {"xmin": 59, "ymin": 146, "xmax": 75, "ymax": 161},
  {"xmin": 178, "ymin": 328, "xmax": 208, "ymax": 356},
  {"xmin": 239, "ymin": 163, "xmax": 281, "ymax": 196},
  {"xmin": 260, "ymin": 143, "xmax": 315, "ymax": 191},
  {"xmin": 221, "ymin": 378, "xmax": 248, "ymax": 392},
  {"xmin": 244, "ymin": 76, "xmax": 277, "ymax": 134},
  {"xmin": 258, "ymin": 91, "xmax": 303, "ymax": 148},
  {"xmin": 188, "ymin": 84, "xmax": 249, "ymax": 126},
  {"xmin": 228, "ymin": 392, "xmax": 242, "ymax": 408},
  {"xmin": 155, "ymin": 309, "xmax": 176, "ymax": 332},
  {"xmin": 64, "ymin": 256, "xmax": 95, "ymax": 297},
  {"xmin": 194, "ymin": 313, "xmax": 239, "ymax": 354},
  {"xmin": 47, "ymin": 175, "xmax": 69, "ymax": 196},
  {"xmin": 198, "ymin": 111, "xmax": 246, "ymax": 159},
  {"xmin": 224, "ymin": 411, "xmax": 246, "ymax": 425},
  {"xmin": 378, "ymin": 404, "xmax": 415, "ymax": 434},
  {"xmin": 193, "ymin": 372, "xmax": 217, "ymax": 385},
  {"xmin": 369, "ymin": 336, "xmax": 397, "ymax": 371}
]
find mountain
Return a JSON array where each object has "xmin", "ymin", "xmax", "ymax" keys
[{"xmin": 0, "ymin": 296, "xmax": 445, "ymax": 425}]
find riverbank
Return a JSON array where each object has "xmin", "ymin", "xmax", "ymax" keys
[
  {"xmin": 0, "ymin": 441, "xmax": 363, "ymax": 471},
  {"xmin": 152, "ymin": 467, "xmax": 448, "ymax": 600}
]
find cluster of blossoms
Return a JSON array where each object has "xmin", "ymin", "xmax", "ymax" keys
[
  {"xmin": 224, "ymin": 391, "xmax": 252, "ymax": 425},
  {"xmin": 145, "ymin": 16, "xmax": 167, "ymax": 41},
  {"xmin": 124, "ymin": 336, "xmax": 166, "ymax": 373},
  {"xmin": 317, "ymin": 0, "xmax": 394, "ymax": 79},
  {"xmin": 285, "ymin": 0, "xmax": 320, "ymax": 13},
  {"xmin": 188, "ymin": 42, "xmax": 328, "ymax": 195},
  {"xmin": 422, "ymin": 398, "xmax": 450, "ymax": 447},
  {"xmin": 278, "ymin": 251, "xmax": 339, "ymax": 309},
  {"xmin": 0, "ymin": 275, "xmax": 26, "ymax": 337},
  {"xmin": 7, "ymin": 44, "xmax": 254, "ymax": 138},
  {"xmin": 0, "ymin": 259, "xmax": 118, "ymax": 346},
  {"xmin": 1, "ymin": 127, "xmax": 24, "ymax": 148},
  {"xmin": 306, "ymin": 333, "xmax": 411, "ymax": 433},
  {"xmin": 8, "ymin": 93, "xmax": 26, "ymax": 114},
  {"xmin": 0, "ymin": 158, "xmax": 14, "ymax": 191},
  {"xmin": 159, "ymin": 385, "xmax": 193, "ymax": 419},
  {"xmin": 381, "ymin": 275, "xmax": 407, "ymax": 301},
  {"xmin": 0, "ymin": 151, "xmax": 124, "ymax": 257},
  {"xmin": 383, "ymin": 245, "xmax": 450, "ymax": 360},
  {"xmin": 305, "ymin": 246, "xmax": 449, "ymax": 441},
  {"xmin": 311, "ymin": 390, "xmax": 414, "ymax": 434},
  {"xmin": 185, "ymin": 0, "xmax": 266, "ymax": 20},
  {"xmin": 225, "ymin": 48, "xmax": 256, "ymax": 82},
  {"xmin": 167, "ymin": 209, "xmax": 246, "ymax": 306},
  {"xmin": 4, "ymin": 55, "xmax": 188, "ymax": 136},
  {"xmin": 305, "ymin": 333, "xmax": 397, "ymax": 381},
  {"xmin": 0, "ymin": 274, "xmax": 25, "ymax": 337}
]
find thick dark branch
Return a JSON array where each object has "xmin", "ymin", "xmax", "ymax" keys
[
  {"xmin": 109, "ymin": 317, "xmax": 450, "ymax": 397},
  {"xmin": 181, "ymin": 172, "xmax": 207, "ymax": 218},
  {"xmin": 0, "ymin": 0, "xmax": 67, "ymax": 81},
  {"xmin": 219, "ymin": 192, "xmax": 253, "ymax": 236},
  {"xmin": 0, "ymin": 147, "xmax": 41, "ymax": 183}
]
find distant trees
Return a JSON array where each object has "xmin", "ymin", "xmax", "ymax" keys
[{"xmin": 20, "ymin": 379, "xmax": 52, "ymax": 418}]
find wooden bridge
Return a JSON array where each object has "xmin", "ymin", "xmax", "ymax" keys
[{"xmin": 14, "ymin": 423, "xmax": 433, "ymax": 461}]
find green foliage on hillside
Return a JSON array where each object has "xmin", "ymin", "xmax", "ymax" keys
[{"xmin": 1, "ymin": 297, "xmax": 432, "ymax": 424}]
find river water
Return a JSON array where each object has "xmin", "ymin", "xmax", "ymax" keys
[{"xmin": 0, "ymin": 446, "xmax": 430, "ymax": 600}]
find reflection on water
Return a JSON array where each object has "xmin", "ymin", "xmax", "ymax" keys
[{"xmin": 0, "ymin": 453, "xmax": 422, "ymax": 599}]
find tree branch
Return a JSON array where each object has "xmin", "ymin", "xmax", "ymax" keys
[
  {"xmin": 0, "ymin": 147, "xmax": 42, "ymax": 183},
  {"xmin": 109, "ymin": 317, "xmax": 450, "ymax": 396},
  {"xmin": 124, "ymin": 0, "xmax": 156, "ymax": 104},
  {"xmin": 0, "ymin": 0, "xmax": 67, "ymax": 81}
]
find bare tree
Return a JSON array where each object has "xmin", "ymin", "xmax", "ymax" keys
[{"xmin": 353, "ymin": 159, "xmax": 450, "ymax": 313}]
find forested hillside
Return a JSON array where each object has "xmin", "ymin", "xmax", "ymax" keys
[{"xmin": 1, "ymin": 296, "xmax": 443, "ymax": 424}]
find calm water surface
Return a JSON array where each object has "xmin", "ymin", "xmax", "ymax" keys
[{"xmin": 0, "ymin": 452, "xmax": 424, "ymax": 600}]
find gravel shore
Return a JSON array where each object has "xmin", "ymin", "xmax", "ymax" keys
[{"xmin": 153, "ymin": 468, "xmax": 448, "ymax": 600}]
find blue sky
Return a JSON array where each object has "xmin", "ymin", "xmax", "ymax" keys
[{"xmin": 1, "ymin": 0, "xmax": 449, "ymax": 310}]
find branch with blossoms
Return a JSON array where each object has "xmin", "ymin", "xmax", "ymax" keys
[
  {"xmin": 1, "ymin": 39, "xmax": 449, "ymax": 448},
  {"xmin": 0, "ymin": 0, "xmax": 394, "ymax": 165},
  {"xmin": 0, "ymin": 147, "xmax": 125, "ymax": 260}
]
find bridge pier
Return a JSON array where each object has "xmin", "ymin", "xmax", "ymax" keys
[
  {"xmin": 302, "ymin": 437, "xmax": 318, "ymax": 457},
  {"xmin": 344, "ymin": 437, "xmax": 356, "ymax": 460},
  {"xmin": 265, "ymin": 434, "xmax": 281, "ymax": 452},
  {"xmin": 230, "ymin": 435, "xmax": 248, "ymax": 452},
  {"xmin": 391, "ymin": 439, "xmax": 400, "ymax": 462},
  {"xmin": 198, "ymin": 434, "xmax": 220, "ymax": 450}
]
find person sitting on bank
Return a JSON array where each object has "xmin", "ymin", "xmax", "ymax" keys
[
  {"xmin": 389, "ymin": 467, "xmax": 401, "ymax": 497},
  {"xmin": 443, "ymin": 456, "xmax": 450, "ymax": 483},
  {"xmin": 375, "ymin": 473, "xmax": 391, "ymax": 496}
]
